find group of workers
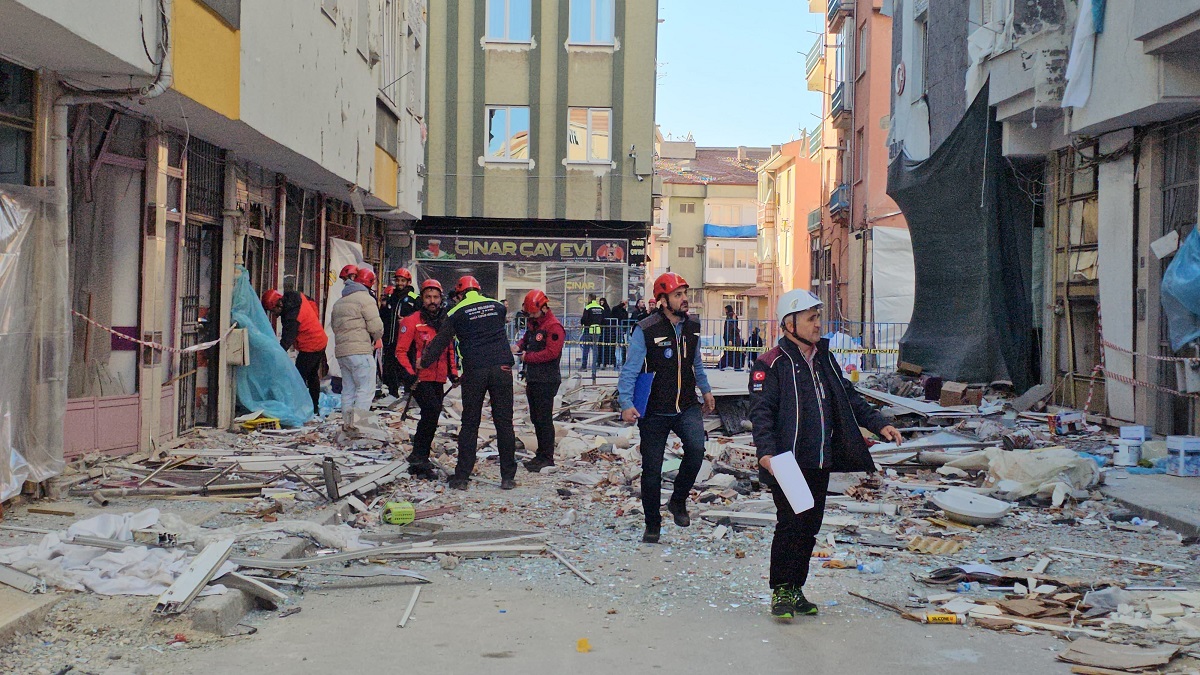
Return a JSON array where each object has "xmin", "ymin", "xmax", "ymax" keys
[{"xmin": 261, "ymin": 267, "xmax": 903, "ymax": 622}]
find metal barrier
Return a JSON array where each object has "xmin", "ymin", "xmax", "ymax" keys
[{"xmin": 505, "ymin": 316, "xmax": 909, "ymax": 377}]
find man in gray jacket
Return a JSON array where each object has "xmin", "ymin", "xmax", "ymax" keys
[{"xmin": 331, "ymin": 267, "xmax": 384, "ymax": 430}]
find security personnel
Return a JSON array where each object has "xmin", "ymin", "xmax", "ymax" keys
[
  {"xmin": 421, "ymin": 276, "xmax": 518, "ymax": 490},
  {"xmin": 381, "ymin": 268, "xmax": 420, "ymax": 397},
  {"xmin": 515, "ymin": 289, "xmax": 565, "ymax": 473},
  {"xmin": 617, "ymin": 273, "xmax": 715, "ymax": 544},
  {"xmin": 396, "ymin": 279, "xmax": 457, "ymax": 481},
  {"xmin": 749, "ymin": 289, "xmax": 901, "ymax": 620},
  {"xmin": 580, "ymin": 294, "xmax": 606, "ymax": 381},
  {"xmin": 261, "ymin": 289, "xmax": 328, "ymax": 416}
]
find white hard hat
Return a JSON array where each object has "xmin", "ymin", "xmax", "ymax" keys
[{"xmin": 777, "ymin": 289, "xmax": 823, "ymax": 322}]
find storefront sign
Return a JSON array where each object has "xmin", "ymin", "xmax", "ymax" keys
[
  {"xmin": 415, "ymin": 234, "xmax": 630, "ymax": 264},
  {"xmin": 628, "ymin": 238, "xmax": 646, "ymax": 265}
]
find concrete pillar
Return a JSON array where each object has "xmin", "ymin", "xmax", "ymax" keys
[
  {"xmin": 1097, "ymin": 129, "xmax": 1136, "ymax": 422},
  {"xmin": 138, "ymin": 129, "xmax": 169, "ymax": 453}
]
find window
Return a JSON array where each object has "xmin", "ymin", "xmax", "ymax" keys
[
  {"xmin": 915, "ymin": 16, "xmax": 929, "ymax": 96},
  {"xmin": 810, "ymin": 238, "xmax": 822, "ymax": 286},
  {"xmin": 687, "ymin": 288, "xmax": 704, "ymax": 308},
  {"xmin": 357, "ymin": 0, "xmax": 371, "ymax": 61},
  {"xmin": 567, "ymin": 107, "xmax": 611, "ymax": 163},
  {"xmin": 707, "ymin": 247, "xmax": 756, "ymax": 269},
  {"xmin": 722, "ymin": 294, "xmax": 745, "ymax": 318},
  {"xmin": 486, "ymin": 0, "xmax": 532, "ymax": 42},
  {"xmin": 380, "ymin": 0, "xmax": 400, "ymax": 105},
  {"xmin": 677, "ymin": 247, "xmax": 695, "ymax": 258},
  {"xmin": 569, "ymin": 0, "xmax": 615, "ymax": 44},
  {"xmin": 0, "ymin": 60, "xmax": 34, "ymax": 185},
  {"xmin": 485, "ymin": 106, "xmax": 531, "ymax": 161},
  {"xmin": 679, "ymin": 202, "xmax": 695, "ymax": 214},
  {"xmin": 857, "ymin": 22, "xmax": 867, "ymax": 77},
  {"xmin": 322, "ymin": 0, "xmax": 337, "ymax": 22},
  {"xmin": 854, "ymin": 128, "xmax": 865, "ymax": 181}
]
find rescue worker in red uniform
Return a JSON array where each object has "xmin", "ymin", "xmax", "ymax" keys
[
  {"xmin": 396, "ymin": 279, "xmax": 458, "ymax": 480},
  {"xmin": 261, "ymin": 288, "xmax": 328, "ymax": 416},
  {"xmin": 515, "ymin": 289, "xmax": 565, "ymax": 473}
]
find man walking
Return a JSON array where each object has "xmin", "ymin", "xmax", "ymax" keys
[
  {"xmin": 396, "ymin": 279, "xmax": 457, "ymax": 481},
  {"xmin": 749, "ymin": 289, "xmax": 901, "ymax": 620},
  {"xmin": 331, "ymin": 267, "xmax": 384, "ymax": 430},
  {"xmin": 380, "ymin": 268, "xmax": 420, "ymax": 397},
  {"xmin": 261, "ymin": 288, "xmax": 327, "ymax": 416},
  {"xmin": 610, "ymin": 299, "xmax": 629, "ymax": 367},
  {"xmin": 516, "ymin": 289, "xmax": 565, "ymax": 473},
  {"xmin": 719, "ymin": 304, "xmax": 741, "ymax": 371},
  {"xmin": 580, "ymin": 294, "xmax": 605, "ymax": 381},
  {"xmin": 618, "ymin": 273, "xmax": 715, "ymax": 544},
  {"xmin": 421, "ymin": 276, "xmax": 518, "ymax": 490}
]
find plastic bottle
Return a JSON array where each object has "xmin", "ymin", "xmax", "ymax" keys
[{"xmin": 857, "ymin": 560, "xmax": 885, "ymax": 574}]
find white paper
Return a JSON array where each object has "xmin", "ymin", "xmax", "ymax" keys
[{"xmin": 770, "ymin": 452, "xmax": 815, "ymax": 514}]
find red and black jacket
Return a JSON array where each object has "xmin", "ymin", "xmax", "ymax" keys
[{"xmin": 519, "ymin": 309, "xmax": 565, "ymax": 384}]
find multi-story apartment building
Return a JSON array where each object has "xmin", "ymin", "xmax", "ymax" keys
[
  {"xmin": 0, "ymin": 0, "xmax": 427, "ymax": 484},
  {"xmin": 651, "ymin": 135, "xmax": 770, "ymax": 326},
  {"xmin": 755, "ymin": 137, "xmax": 822, "ymax": 313},
  {"xmin": 418, "ymin": 0, "xmax": 656, "ymax": 317},
  {"xmin": 807, "ymin": 0, "xmax": 912, "ymax": 339},
  {"xmin": 889, "ymin": 0, "xmax": 1200, "ymax": 434}
]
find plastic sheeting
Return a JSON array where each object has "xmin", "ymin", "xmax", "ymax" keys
[
  {"xmin": 886, "ymin": 83, "xmax": 1037, "ymax": 390},
  {"xmin": 0, "ymin": 185, "xmax": 69, "ymax": 501},
  {"xmin": 1161, "ymin": 227, "xmax": 1200, "ymax": 351},
  {"xmin": 229, "ymin": 266, "xmax": 313, "ymax": 427}
]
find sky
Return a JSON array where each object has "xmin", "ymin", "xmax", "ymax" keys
[{"xmin": 655, "ymin": 0, "xmax": 825, "ymax": 148}]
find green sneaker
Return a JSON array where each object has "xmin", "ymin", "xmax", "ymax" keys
[
  {"xmin": 771, "ymin": 586, "xmax": 796, "ymax": 620},
  {"xmin": 793, "ymin": 588, "xmax": 819, "ymax": 616}
]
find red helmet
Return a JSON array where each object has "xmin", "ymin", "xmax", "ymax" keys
[
  {"xmin": 455, "ymin": 276, "xmax": 481, "ymax": 294},
  {"xmin": 260, "ymin": 289, "xmax": 283, "ymax": 312},
  {"xmin": 523, "ymin": 289, "xmax": 549, "ymax": 315},
  {"xmin": 653, "ymin": 272, "xmax": 689, "ymax": 299},
  {"xmin": 339, "ymin": 264, "xmax": 359, "ymax": 280},
  {"xmin": 383, "ymin": 284, "xmax": 395, "ymax": 297},
  {"xmin": 354, "ymin": 267, "xmax": 376, "ymax": 287},
  {"xmin": 393, "ymin": 268, "xmax": 412, "ymax": 282},
  {"xmin": 421, "ymin": 279, "xmax": 443, "ymax": 293}
]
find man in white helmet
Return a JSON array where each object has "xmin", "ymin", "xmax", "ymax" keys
[{"xmin": 748, "ymin": 289, "xmax": 902, "ymax": 621}]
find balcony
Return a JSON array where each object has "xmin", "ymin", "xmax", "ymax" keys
[
  {"xmin": 758, "ymin": 202, "xmax": 777, "ymax": 226},
  {"xmin": 807, "ymin": 207, "xmax": 822, "ymax": 233},
  {"xmin": 804, "ymin": 38, "xmax": 824, "ymax": 92},
  {"xmin": 831, "ymin": 81, "xmax": 852, "ymax": 129},
  {"xmin": 808, "ymin": 0, "xmax": 827, "ymax": 14},
  {"xmin": 827, "ymin": 0, "xmax": 851, "ymax": 32},
  {"xmin": 808, "ymin": 130, "xmax": 822, "ymax": 159},
  {"xmin": 828, "ymin": 184, "xmax": 849, "ymax": 219},
  {"xmin": 652, "ymin": 220, "xmax": 672, "ymax": 241}
]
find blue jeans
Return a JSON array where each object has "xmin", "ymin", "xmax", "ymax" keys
[
  {"xmin": 637, "ymin": 405, "xmax": 706, "ymax": 528},
  {"xmin": 580, "ymin": 332, "xmax": 600, "ymax": 376}
]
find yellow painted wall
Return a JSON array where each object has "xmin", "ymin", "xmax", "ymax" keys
[
  {"xmin": 374, "ymin": 146, "xmax": 399, "ymax": 207},
  {"xmin": 173, "ymin": 0, "xmax": 240, "ymax": 120}
]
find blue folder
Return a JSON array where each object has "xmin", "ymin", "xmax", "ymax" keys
[{"xmin": 633, "ymin": 372, "xmax": 654, "ymax": 417}]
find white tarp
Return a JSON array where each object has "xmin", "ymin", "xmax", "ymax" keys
[
  {"xmin": 871, "ymin": 226, "xmax": 915, "ymax": 371},
  {"xmin": 1062, "ymin": 0, "xmax": 1097, "ymax": 108},
  {"xmin": 323, "ymin": 238, "xmax": 366, "ymax": 379}
]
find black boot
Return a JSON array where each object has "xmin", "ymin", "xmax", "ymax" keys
[
  {"xmin": 667, "ymin": 500, "xmax": 691, "ymax": 527},
  {"xmin": 523, "ymin": 456, "xmax": 555, "ymax": 473},
  {"xmin": 642, "ymin": 523, "xmax": 661, "ymax": 543}
]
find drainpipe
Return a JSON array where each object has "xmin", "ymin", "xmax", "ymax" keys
[{"xmin": 139, "ymin": 0, "xmax": 174, "ymax": 100}]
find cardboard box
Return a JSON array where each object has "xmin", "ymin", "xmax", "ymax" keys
[
  {"xmin": 1120, "ymin": 425, "xmax": 1151, "ymax": 441},
  {"xmin": 940, "ymin": 381, "xmax": 968, "ymax": 407},
  {"xmin": 962, "ymin": 388, "xmax": 984, "ymax": 406},
  {"xmin": 1166, "ymin": 435, "xmax": 1200, "ymax": 451},
  {"xmin": 1051, "ymin": 411, "xmax": 1086, "ymax": 435}
]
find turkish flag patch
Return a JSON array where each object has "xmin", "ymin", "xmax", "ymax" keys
[{"xmin": 752, "ymin": 370, "xmax": 766, "ymax": 382}]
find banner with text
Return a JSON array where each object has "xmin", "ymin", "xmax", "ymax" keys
[{"xmin": 415, "ymin": 234, "xmax": 632, "ymax": 264}]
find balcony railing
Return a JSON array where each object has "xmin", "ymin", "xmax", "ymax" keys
[
  {"xmin": 807, "ymin": 207, "xmax": 822, "ymax": 233},
  {"xmin": 829, "ymin": 184, "xmax": 849, "ymax": 215},
  {"xmin": 758, "ymin": 202, "xmax": 777, "ymax": 225},
  {"xmin": 827, "ymin": 0, "xmax": 851, "ymax": 30},
  {"xmin": 804, "ymin": 38, "xmax": 823, "ymax": 78},
  {"xmin": 831, "ymin": 82, "xmax": 852, "ymax": 128},
  {"xmin": 808, "ymin": 131, "xmax": 821, "ymax": 158}
]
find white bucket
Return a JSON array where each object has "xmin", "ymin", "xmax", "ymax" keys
[{"xmin": 1113, "ymin": 439, "xmax": 1143, "ymax": 467}]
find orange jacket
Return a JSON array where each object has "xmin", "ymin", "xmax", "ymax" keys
[
  {"xmin": 281, "ymin": 292, "xmax": 328, "ymax": 353},
  {"xmin": 396, "ymin": 311, "xmax": 457, "ymax": 383}
]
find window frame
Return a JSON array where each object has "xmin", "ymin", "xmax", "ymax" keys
[
  {"xmin": 567, "ymin": 0, "xmax": 616, "ymax": 46},
  {"xmin": 566, "ymin": 106, "xmax": 612, "ymax": 164},
  {"xmin": 678, "ymin": 201, "xmax": 695, "ymax": 214},
  {"xmin": 484, "ymin": 105, "xmax": 532, "ymax": 163},
  {"xmin": 485, "ymin": 0, "xmax": 533, "ymax": 44}
]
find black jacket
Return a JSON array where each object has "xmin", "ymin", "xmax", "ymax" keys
[
  {"xmin": 421, "ymin": 290, "xmax": 513, "ymax": 373},
  {"xmin": 638, "ymin": 310, "xmax": 701, "ymax": 415},
  {"xmin": 748, "ymin": 337, "xmax": 885, "ymax": 479},
  {"xmin": 382, "ymin": 286, "xmax": 419, "ymax": 348}
]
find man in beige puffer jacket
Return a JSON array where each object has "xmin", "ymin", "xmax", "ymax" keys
[{"xmin": 331, "ymin": 267, "xmax": 384, "ymax": 429}]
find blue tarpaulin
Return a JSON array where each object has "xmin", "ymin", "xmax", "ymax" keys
[
  {"xmin": 1162, "ymin": 228, "xmax": 1200, "ymax": 352},
  {"xmin": 229, "ymin": 267, "xmax": 314, "ymax": 427},
  {"xmin": 703, "ymin": 224, "xmax": 757, "ymax": 238}
]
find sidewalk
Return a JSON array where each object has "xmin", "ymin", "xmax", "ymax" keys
[{"xmin": 1102, "ymin": 473, "xmax": 1200, "ymax": 538}]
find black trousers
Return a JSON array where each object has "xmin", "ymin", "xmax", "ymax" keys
[
  {"xmin": 409, "ymin": 381, "xmax": 445, "ymax": 467},
  {"xmin": 525, "ymin": 380, "xmax": 559, "ymax": 462},
  {"xmin": 381, "ymin": 346, "xmax": 402, "ymax": 397},
  {"xmin": 295, "ymin": 350, "xmax": 324, "ymax": 415},
  {"xmin": 636, "ymin": 405, "xmax": 706, "ymax": 528},
  {"xmin": 456, "ymin": 364, "xmax": 518, "ymax": 481},
  {"xmin": 768, "ymin": 468, "xmax": 830, "ymax": 589}
]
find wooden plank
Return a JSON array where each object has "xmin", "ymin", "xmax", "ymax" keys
[
  {"xmin": 397, "ymin": 586, "xmax": 421, "ymax": 628},
  {"xmin": 549, "ymin": 548, "xmax": 595, "ymax": 585}
]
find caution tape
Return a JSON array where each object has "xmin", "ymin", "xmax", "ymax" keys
[
  {"xmin": 72, "ymin": 310, "xmax": 237, "ymax": 354},
  {"xmin": 1101, "ymin": 339, "xmax": 1200, "ymax": 363},
  {"xmin": 1101, "ymin": 368, "xmax": 1200, "ymax": 400},
  {"xmin": 558, "ymin": 339, "xmax": 897, "ymax": 355}
]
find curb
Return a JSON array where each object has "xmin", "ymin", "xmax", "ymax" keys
[
  {"xmin": 0, "ymin": 589, "xmax": 60, "ymax": 647},
  {"xmin": 1102, "ymin": 488, "xmax": 1200, "ymax": 539}
]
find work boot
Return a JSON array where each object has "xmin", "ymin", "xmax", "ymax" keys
[
  {"xmin": 523, "ymin": 457, "xmax": 555, "ymax": 473},
  {"xmin": 771, "ymin": 586, "xmax": 796, "ymax": 620},
  {"xmin": 667, "ymin": 500, "xmax": 691, "ymax": 527},
  {"xmin": 793, "ymin": 588, "xmax": 819, "ymax": 616},
  {"xmin": 408, "ymin": 463, "xmax": 437, "ymax": 481},
  {"xmin": 500, "ymin": 477, "xmax": 517, "ymax": 490},
  {"xmin": 447, "ymin": 477, "xmax": 470, "ymax": 491},
  {"xmin": 642, "ymin": 524, "xmax": 660, "ymax": 544}
]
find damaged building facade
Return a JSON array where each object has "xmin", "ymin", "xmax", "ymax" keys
[
  {"xmin": 0, "ymin": 0, "xmax": 428, "ymax": 488},
  {"xmin": 417, "ymin": 0, "xmax": 656, "ymax": 315},
  {"xmin": 888, "ymin": 0, "xmax": 1200, "ymax": 433}
]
